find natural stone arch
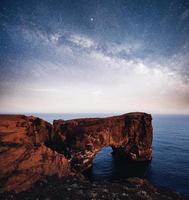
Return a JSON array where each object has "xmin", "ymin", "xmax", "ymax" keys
[
  {"xmin": 52, "ymin": 112, "xmax": 153, "ymax": 172},
  {"xmin": 0, "ymin": 112, "xmax": 152, "ymax": 192}
]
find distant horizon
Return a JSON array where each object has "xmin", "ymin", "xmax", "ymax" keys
[{"xmin": 1, "ymin": 111, "xmax": 189, "ymax": 115}]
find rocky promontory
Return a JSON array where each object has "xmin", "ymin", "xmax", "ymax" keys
[
  {"xmin": 0, "ymin": 113, "xmax": 186, "ymax": 199},
  {"xmin": 51, "ymin": 112, "xmax": 153, "ymax": 171}
]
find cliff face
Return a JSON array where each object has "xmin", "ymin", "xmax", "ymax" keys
[
  {"xmin": 0, "ymin": 115, "xmax": 70, "ymax": 192},
  {"xmin": 0, "ymin": 112, "xmax": 152, "ymax": 192},
  {"xmin": 52, "ymin": 112, "xmax": 152, "ymax": 171}
]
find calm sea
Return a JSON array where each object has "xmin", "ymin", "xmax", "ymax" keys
[{"xmin": 32, "ymin": 113, "xmax": 189, "ymax": 196}]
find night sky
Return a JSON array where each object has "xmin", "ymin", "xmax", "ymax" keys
[{"xmin": 0, "ymin": 0, "xmax": 189, "ymax": 113}]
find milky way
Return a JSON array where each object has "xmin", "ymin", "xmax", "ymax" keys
[{"xmin": 0, "ymin": 0, "xmax": 189, "ymax": 113}]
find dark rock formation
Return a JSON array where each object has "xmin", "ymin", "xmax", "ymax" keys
[
  {"xmin": 0, "ymin": 115, "xmax": 70, "ymax": 193},
  {"xmin": 0, "ymin": 175, "xmax": 185, "ymax": 200},
  {"xmin": 52, "ymin": 112, "xmax": 152, "ymax": 171}
]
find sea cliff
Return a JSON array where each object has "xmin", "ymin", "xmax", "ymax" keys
[{"xmin": 0, "ymin": 113, "xmax": 186, "ymax": 199}]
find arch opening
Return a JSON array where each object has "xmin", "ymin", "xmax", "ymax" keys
[{"xmin": 83, "ymin": 146, "xmax": 150, "ymax": 181}]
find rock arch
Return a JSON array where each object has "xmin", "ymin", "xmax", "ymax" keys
[
  {"xmin": 51, "ymin": 112, "xmax": 153, "ymax": 171},
  {"xmin": 0, "ymin": 112, "xmax": 152, "ymax": 192}
]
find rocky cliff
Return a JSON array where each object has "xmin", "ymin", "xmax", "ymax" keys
[
  {"xmin": 0, "ymin": 115, "xmax": 70, "ymax": 192},
  {"xmin": 0, "ymin": 113, "xmax": 152, "ymax": 193},
  {"xmin": 52, "ymin": 112, "xmax": 152, "ymax": 171}
]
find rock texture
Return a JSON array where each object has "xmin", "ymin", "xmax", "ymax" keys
[
  {"xmin": 0, "ymin": 113, "xmax": 187, "ymax": 199},
  {"xmin": 0, "ymin": 112, "xmax": 152, "ymax": 193},
  {"xmin": 51, "ymin": 112, "xmax": 152, "ymax": 171},
  {"xmin": 0, "ymin": 115, "xmax": 70, "ymax": 193},
  {"xmin": 0, "ymin": 175, "xmax": 185, "ymax": 200}
]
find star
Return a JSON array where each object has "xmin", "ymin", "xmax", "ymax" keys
[{"xmin": 90, "ymin": 17, "xmax": 94, "ymax": 22}]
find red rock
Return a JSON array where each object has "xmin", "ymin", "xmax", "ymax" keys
[
  {"xmin": 52, "ymin": 112, "xmax": 153, "ymax": 171},
  {"xmin": 0, "ymin": 115, "xmax": 70, "ymax": 192},
  {"xmin": 0, "ymin": 112, "xmax": 153, "ymax": 192}
]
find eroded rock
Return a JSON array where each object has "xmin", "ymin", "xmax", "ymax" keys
[
  {"xmin": 0, "ymin": 112, "xmax": 153, "ymax": 193},
  {"xmin": 52, "ymin": 112, "xmax": 153, "ymax": 171},
  {"xmin": 0, "ymin": 115, "xmax": 70, "ymax": 192}
]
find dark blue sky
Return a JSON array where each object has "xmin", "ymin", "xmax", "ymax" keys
[{"xmin": 0, "ymin": 0, "xmax": 189, "ymax": 113}]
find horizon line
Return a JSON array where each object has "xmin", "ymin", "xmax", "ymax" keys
[{"xmin": 0, "ymin": 111, "xmax": 189, "ymax": 116}]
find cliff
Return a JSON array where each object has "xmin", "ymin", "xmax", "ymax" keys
[
  {"xmin": 51, "ymin": 112, "xmax": 152, "ymax": 171},
  {"xmin": 0, "ymin": 115, "xmax": 70, "ymax": 192},
  {"xmin": 0, "ymin": 113, "xmax": 152, "ymax": 192}
]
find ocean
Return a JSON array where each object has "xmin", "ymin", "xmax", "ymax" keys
[{"xmin": 33, "ymin": 113, "xmax": 189, "ymax": 196}]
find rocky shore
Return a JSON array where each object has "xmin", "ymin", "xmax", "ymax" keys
[
  {"xmin": 0, "ymin": 175, "xmax": 186, "ymax": 200},
  {"xmin": 0, "ymin": 113, "xmax": 152, "ymax": 192},
  {"xmin": 0, "ymin": 113, "xmax": 187, "ymax": 199}
]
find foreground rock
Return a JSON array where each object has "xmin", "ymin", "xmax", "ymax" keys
[
  {"xmin": 52, "ymin": 112, "xmax": 153, "ymax": 171},
  {"xmin": 0, "ymin": 175, "xmax": 185, "ymax": 200},
  {"xmin": 0, "ymin": 115, "xmax": 70, "ymax": 192}
]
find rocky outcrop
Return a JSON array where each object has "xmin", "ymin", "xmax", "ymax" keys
[
  {"xmin": 0, "ymin": 115, "xmax": 70, "ymax": 192},
  {"xmin": 0, "ymin": 113, "xmax": 186, "ymax": 199},
  {"xmin": 51, "ymin": 112, "xmax": 152, "ymax": 171},
  {"xmin": 0, "ymin": 112, "xmax": 152, "ymax": 193}
]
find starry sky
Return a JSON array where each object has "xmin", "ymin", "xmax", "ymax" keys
[{"xmin": 0, "ymin": 0, "xmax": 189, "ymax": 114}]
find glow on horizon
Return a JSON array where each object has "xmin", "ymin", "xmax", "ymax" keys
[{"xmin": 1, "ymin": 41, "xmax": 188, "ymax": 114}]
